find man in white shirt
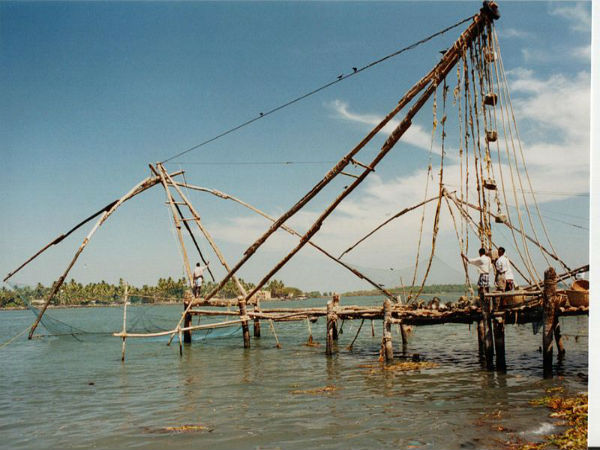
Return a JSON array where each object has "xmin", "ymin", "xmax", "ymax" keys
[
  {"xmin": 462, "ymin": 248, "xmax": 493, "ymax": 294},
  {"xmin": 192, "ymin": 261, "xmax": 210, "ymax": 297},
  {"xmin": 495, "ymin": 247, "xmax": 514, "ymax": 291}
]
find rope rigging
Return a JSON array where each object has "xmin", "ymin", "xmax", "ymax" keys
[{"xmin": 159, "ymin": 15, "xmax": 476, "ymax": 164}]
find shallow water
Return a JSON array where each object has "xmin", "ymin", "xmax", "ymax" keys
[{"xmin": 0, "ymin": 296, "xmax": 588, "ymax": 450}]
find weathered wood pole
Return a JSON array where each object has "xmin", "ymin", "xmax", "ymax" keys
[
  {"xmin": 477, "ymin": 320, "xmax": 485, "ymax": 357},
  {"xmin": 382, "ymin": 298, "xmax": 394, "ymax": 362},
  {"xmin": 400, "ymin": 322, "xmax": 408, "ymax": 354},
  {"xmin": 481, "ymin": 291, "xmax": 494, "ymax": 370},
  {"xmin": 542, "ymin": 267, "xmax": 558, "ymax": 377},
  {"xmin": 493, "ymin": 316, "xmax": 506, "ymax": 372},
  {"xmin": 121, "ymin": 283, "xmax": 128, "ymax": 362},
  {"xmin": 253, "ymin": 297, "xmax": 261, "ymax": 338},
  {"xmin": 238, "ymin": 296, "xmax": 250, "ymax": 348},
  {"xmin": 178, "ymin": 327, "xmax": 183, "ymax": 356},
  {"xmin": 332, "ymin": 294, "xmax": 340, "ymax": 341},
  {"xmin": 554, "ymin": 318, "xmax": 566, "ymax": 357},
  {"xmin": 183, "ymin": 291, "xmax": 192, "ymax": 344},
  {"xmin": 326, "ymin": 301, "xmax": 335, "ymax": 356}
]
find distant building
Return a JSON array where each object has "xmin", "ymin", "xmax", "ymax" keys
[{"xmin": 256, "ymin": 290, "xmax": 271, "ymax": 301}]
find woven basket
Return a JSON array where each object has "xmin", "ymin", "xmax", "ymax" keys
[
  {"xmin": 572, "ymin": 279, "xmax": 589, "ymax": 291},
  {"xmin": 501, "ymin": 294, "xmax": 525, "ymax": 308},
  {"xmin": 566, "ymin": 289, "xmax": 588, "ymax": 307}
]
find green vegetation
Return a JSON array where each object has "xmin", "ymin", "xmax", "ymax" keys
[
  {"xmin": 341, "ymin": 284, "xmax": 470, "ymax": 297},
  {"xmin": 1, "ymin": 277, "xmax": 308, "ymax": 308}
]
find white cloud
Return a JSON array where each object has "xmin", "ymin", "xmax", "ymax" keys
[
  {"xmin": 327, "ymin": 99, "xmax": 438, "ymax": 154},
  {"xmin": 573, "ymin": 45, "xmax": 592, "ymax": 61},
  {"xmin": 549, "ymin": 2, "xmax": 592, "ymax": 33},
  {"xmin": 499, "ymin": 28, "xmax": 533, "ymax": 39}
]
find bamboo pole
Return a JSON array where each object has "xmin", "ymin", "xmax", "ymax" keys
[
  {"xmin": 199, "ymin": 9, "xmax": 497, "ymax": 306},
  {"xmin": 156, "ymin": 165, "xmax": 194, "ymax": 288},
  {"xmin": 346, "ymin": 318, "xmax": 364, "ymax": 351},
  {"xmin": 174, "ymin": 203, "xmax": 215, "ymax": 282},
  {"xmin": 121, "ymin": 283, "xmax": 129, "ymax": 362},
  {"xmin": 268, "ymin": 319, "xmax": 281, "ymax": 348},
  {"xmin": 113, "ymin": 319, "xmax": 244, "ymax": 338},
  {"xmin": 174, "ymin": 182, "xmax": 398, "ymax": 300},
  {"xmin": 157, "ymin": 164, "xmax": 247, "ymax": 344},
  {"xmin": 338, "ymin": 194, "xmax": 444, "ymax": 259},
  {"xmin": 158, "ymin": 164, "xmax": 247, "ymax": 296},
  {"xmin": 28, "ymin": 173, "xmax": 178, "ymax": 339},
  {"xmin": 542, "ymin": 267, "xmax": 557, "ymax": 378}
]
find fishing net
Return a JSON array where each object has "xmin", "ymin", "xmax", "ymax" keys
[{"xmin": 2, "ymin": 281, "xmax": 240, "ymax": 342}]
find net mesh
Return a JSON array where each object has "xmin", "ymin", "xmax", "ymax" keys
[{"xmin": 2, "ymin": 282, "xmax": 240, "ymax": 341}]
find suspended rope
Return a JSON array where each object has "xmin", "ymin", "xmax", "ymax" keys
[
  {"xmin": 160, "ymin": 15, "xmax": 476, "ymax": 164},
  {"xmin": 491, "ymin": 29, "xmax": 573, "ymax": 278},
  {"xmin": 408, "ymin": 84, "xmax": 438, "ymax": 300},
  {"xmin": 414, "ymin": 79, "xmax": 449, "ymax": 300},
  {"xmin": 486, "ymin": 32, "xmax": 540, "ymax": 284},
  {"xmin": 489, "ymin": 35, "xmax": 552, "ymax": 272},
  {"xmin": 443, "ymin": 193, "xmax": 474, "ymax": 296}
]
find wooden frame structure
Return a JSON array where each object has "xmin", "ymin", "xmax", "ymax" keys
[{"xmin": 4, "ymin": 1, "xmax": 589, "ymax": 376}]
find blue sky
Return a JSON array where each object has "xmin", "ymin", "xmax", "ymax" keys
[{"xmin": 0, "ymin": 1, "xmax": 593, "ymax": 292}]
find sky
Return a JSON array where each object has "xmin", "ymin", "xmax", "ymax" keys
[{"xmin": 0, "ymin": 1, "xmax": 594, "ymax": 294}]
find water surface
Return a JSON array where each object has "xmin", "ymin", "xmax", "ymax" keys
[{"xmin": 0, "ymin": 297, "xmax": 588, "ymax": 449}]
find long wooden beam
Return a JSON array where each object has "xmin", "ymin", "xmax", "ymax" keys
[
  {"xmin": 338, "ymin": 195, "xmax": 444, "ymax": 260},
  {"xmin": 239, "ymin": 11, "xmax": 497, "ymax": 304},
  {"xmin": 198, "ymin": 6, "xmax": 499, "ymax": 305},
  {"xmin": 172, "ymin": 182, "xmax": 397, "ymax": 300}
]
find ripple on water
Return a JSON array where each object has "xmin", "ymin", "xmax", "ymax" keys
[{"xmin": 0, "ymin": 306, "xmax": 588, "ymax": 450}]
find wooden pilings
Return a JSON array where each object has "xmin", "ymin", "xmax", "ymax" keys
[
  {"xmin": 183, "ymin": 291, "xmax": 192, "ymax": 344},
  {"xmin": 477, "ymin": 320, "xmax": 485, "ymax": 357},
  {"xmin": 481, "ymin": 291, "xmax": 494, "ymax": 370},
  {"xmin": 493, "ymin": 317, "xmax": 506, "ymax": 372},
  {"xmin": 253, "ymin": 299, "xmax": 261, "ymax": 338},
  {"xmin": 381, "ymin": 298, "xmax": 394, "ymax": 362},
  {"xmin": 332, "ymin": 294, "xmax": 340, "ymax": 341},
  {"xmin": 238, "ymin": 296, "xmax": 250, "ymax": 349},
  {"xmin": 121, "ymin": 284, "xmax": 128, "ymax": 362},
  {"xmin": 326, "ymin": 301, "xmax": 335, "ymax": 356},
  {"xmin": 542, "ymin": 267, "xmax": 558, "ymax": 377}
]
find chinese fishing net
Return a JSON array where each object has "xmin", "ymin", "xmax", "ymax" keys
[{"xmin": 2, "ymin": 281, "xmax": 241, "ymax": 342}]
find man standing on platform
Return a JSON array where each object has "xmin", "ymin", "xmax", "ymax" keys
[
  {"xmin": 192, "ymin": 261, "xmax": 210, "ymax": 297},
  {"xmin": 462, "ymin": 248, "xmax": 493, "ymax": 295},
  {"xmin": 495, "ymin": 247, "xmax": 515, "ymax": 291}
]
